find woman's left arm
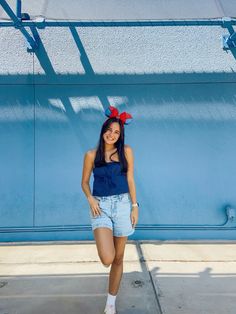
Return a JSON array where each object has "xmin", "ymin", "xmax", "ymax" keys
[{"xmin": 125, "ymin": 145, "xmax": 139, "ymax": 229}]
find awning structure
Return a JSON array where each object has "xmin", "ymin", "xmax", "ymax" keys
[
  {"xmin": 1, "ymin": 0, "xmax": 236, "ymax": 21},
  {"xmin": 1, "ymin": 0, "xmax": 236, "ymax": 51}
]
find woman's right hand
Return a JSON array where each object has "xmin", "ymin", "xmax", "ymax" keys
[{"xmin": 87, "ymin": 195, "xmax": 102, "ymax": 217}]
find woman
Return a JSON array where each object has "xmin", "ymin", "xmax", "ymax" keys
[{"xmin": 81, "ymin": 106, "xmax": 139, "ymax": 314}]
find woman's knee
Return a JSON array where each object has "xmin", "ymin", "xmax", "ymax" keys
[
  {"xmin": 100, "ymin": 253, "xmax": 115, "ymax": 267},
  {"xmin": 112, "ymin": 254, "xmax": 124, "ymax": 265},
  {"xmin": 102, "ymin": 262, "xmax": 111, "ymax": 268}
]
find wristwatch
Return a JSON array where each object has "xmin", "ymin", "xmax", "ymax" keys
[{"xmin": 131, "ymin": 202, "xmax": 139, "ymax": 208}]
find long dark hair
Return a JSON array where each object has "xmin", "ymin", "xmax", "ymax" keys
[{"xmin": 94, "ymin": 117, "xmax": 128, "ymax": 173}]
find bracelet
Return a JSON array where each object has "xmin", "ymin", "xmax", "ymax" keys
[{"xmin": 132, "ymin": 202, "xmax": 139, "ymax": 207}]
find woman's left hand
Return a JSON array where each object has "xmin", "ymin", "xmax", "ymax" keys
[{"xmin": 130, "ymin": 207, "xmax": 139, "ymax": 229}]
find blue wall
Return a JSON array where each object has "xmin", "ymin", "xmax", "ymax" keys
[{"xmin": 0, "ymin": 23, "xmax": 236, "ymax": 241}]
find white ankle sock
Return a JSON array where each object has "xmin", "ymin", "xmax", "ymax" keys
[{"xmin": 106, "ymin": 292, "xmax": 117, "ymax": 307}]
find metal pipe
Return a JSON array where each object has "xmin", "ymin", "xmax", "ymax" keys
[
  {"xmin": 16, "ymin": 0, "xmax": 21, "ymax": 19},
  {"xmin": 1, "ymin": 19, "xmax": 236, "ymax": 28}
]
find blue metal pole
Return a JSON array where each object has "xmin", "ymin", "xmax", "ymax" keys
[
  {"xmin": 0, "ymin": 0, "xmax": 38, "ymax": 50},
  {"xmin": 1, "ymin": 19, "xmax": 236, "ymax": 28},
  {"xmin": 16, "ymin": 0, "xmax": 21, "ymax": 19}
]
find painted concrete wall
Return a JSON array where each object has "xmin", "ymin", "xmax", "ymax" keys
[{"xmin": 0, "ymin": 24, "xmax": 236, "ymax": 241}]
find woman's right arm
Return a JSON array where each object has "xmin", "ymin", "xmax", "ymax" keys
[{"xmin": 81, "ymin": 151, "xmax": 101, "ymax": 217}]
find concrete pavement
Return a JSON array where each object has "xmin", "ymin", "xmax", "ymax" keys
[{"xmin": 0, "ymin": 240, "xmax": 236, "ymax": 314}]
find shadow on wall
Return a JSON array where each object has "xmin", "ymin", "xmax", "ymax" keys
[{"xmin": 0, "ymin": 25, "xmax": 236, "ymax": 239}]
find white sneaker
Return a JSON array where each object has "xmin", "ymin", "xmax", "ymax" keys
[{"xmin": 104, "ymin": 304, "xmax": 117, "ymax": 314}]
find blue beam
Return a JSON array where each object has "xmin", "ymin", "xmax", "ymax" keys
[
  {"xmin": 1, "ymin": 19, "xmax": 236, "ymax": 28},
  {"xmin": 16, "ymin": 0, "xmax": 21, "ymax": 19},
  {"xmin": 0, "ymin": 0, "xmax": 38, "ymax": 51}
]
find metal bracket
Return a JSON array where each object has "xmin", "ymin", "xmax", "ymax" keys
[
  {"xmin": 225, "ymin": 205, "xmax": 236, "ymax": 225},
  {"xmin": 222, "ymin": 17, "xmax": 236, "ymax": 50},
  {"xmin": 222, "ymin": 33, "xmax": 236, "ymax": 50},
  {"xmin": 16, "ymin": 0, "xmax": 30, "ymax": 20},
  {"xmin": 0, "ymin": 0, "xmax": 40, "ymax": 51}
]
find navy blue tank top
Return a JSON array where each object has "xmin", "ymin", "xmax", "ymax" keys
[{"xmin": 92, "ymin": 161, "xmax": 129, "ymax": 196}]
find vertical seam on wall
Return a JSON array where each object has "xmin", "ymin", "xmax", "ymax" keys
[{"xmin": 33, "ymin": 52, "xmax": 35, "ymax": 227}]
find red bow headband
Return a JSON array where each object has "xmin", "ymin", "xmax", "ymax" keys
[{"xmin": 104, "ymin": 106, "xmax": 133, "ymax": 126}]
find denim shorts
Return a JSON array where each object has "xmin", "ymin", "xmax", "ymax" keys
[{"xmin": 89, "ymin": 193, "xmax": 135, "ymax": 237}]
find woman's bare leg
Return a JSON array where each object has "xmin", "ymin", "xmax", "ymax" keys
[
  {"xmin": 93, "ymin": 227, "xmax": 115, "ymax": 267},
  {"xmin": 108, "ymin": 236, "xmax": 128, "ymax": 295},
  {"xmin": 93, "ymin": 230, "xmax": 128, "ymax": 294}
]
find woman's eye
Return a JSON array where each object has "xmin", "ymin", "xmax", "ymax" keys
[{"xmin": 106, "ymin": 128, "xmax": 119, "ymax": 135}]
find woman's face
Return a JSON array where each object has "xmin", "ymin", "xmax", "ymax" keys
[{"xmin": 103, "ymin": 122, "xmax": 121, "ymax": 145}]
